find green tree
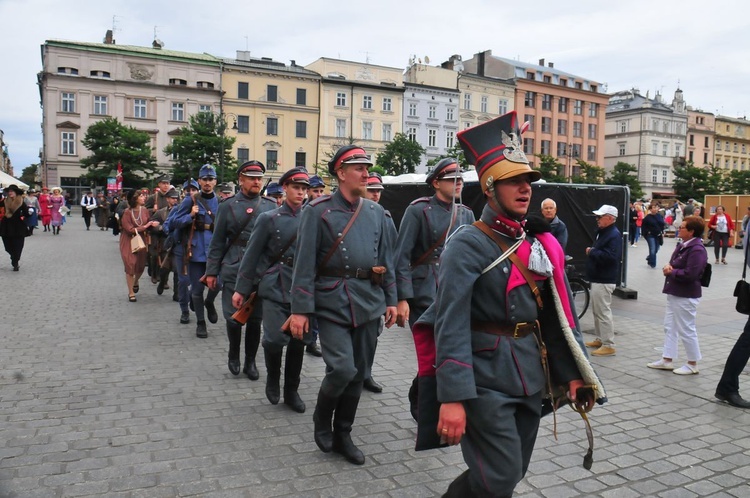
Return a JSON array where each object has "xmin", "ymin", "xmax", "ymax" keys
[
  {"xmin": 375, "ymin": 133, "xmax": 426, "ymax": 176},
  {"xmin": 19, "ymin": 164, "xmax": 39, "ymax": 187},
  {"xmin": 163, "ymin": 112, "xmax": 236, "ymax": 182},
  {"xmin": 605, "ymin": 161, "xmax": 644, "ymax": 199},
  {"xmin": 725, "ymin": 169, "xmax": 750, "ymax": 194},
  {"xmin": 571, "ymin": 159, "xmax": 605, "ymax": 184},
  {"xmin": 535, "ymin": 154, "xmax": 567, "ymax": 183},
  {"xmin": 80, "ymin": 117, "xmax": 158, "ymax": 187},
  {"xmin": 425, "ymin": 143, "xmax": 470, "ymax": 170},
  {"xmin": 671, "ymin": 159, "xmax": 725, "ymax": 201}
]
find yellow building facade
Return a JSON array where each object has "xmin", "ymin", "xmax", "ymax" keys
[
  {"xmin": 714, "ymin": 115, "xmax": 750, "ymax": 172},
  {"xmin": 221, "ymin": 52, "xmax": 321, "ymax": 181},
  {"xmin": 686, "ymin": 109, "xmax": 715, "ymax": 167},
  {"xmin": 305, "ymin": 58, "xmax": 404, "ymax": 172}
]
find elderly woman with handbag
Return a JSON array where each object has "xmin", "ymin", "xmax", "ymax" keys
[
  {"xmin": 120, "ymin": 189, "xmax": 159, "ymax": 302},
  {"xmin": 647, "ymin": 216, "xmax": 708, "ymax": 375}
]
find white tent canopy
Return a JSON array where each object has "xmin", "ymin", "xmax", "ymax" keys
[
  {"xmin": 0, "ymin": 171, "xmax": 29, "ymax": 189},
  {"xmin": 383, "ymin": 170, "xmax": 479, "ymax": 184}
]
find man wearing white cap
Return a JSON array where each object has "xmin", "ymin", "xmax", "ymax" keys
[{"xmin": 584, "ymin": 205, "xmax": 622, "ymax": 356}]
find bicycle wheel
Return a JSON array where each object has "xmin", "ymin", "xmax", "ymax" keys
[{"xmin": 569, "ymin": 279, "xmax": 590, "ymax": 320}]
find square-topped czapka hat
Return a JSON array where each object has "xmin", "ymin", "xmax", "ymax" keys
[{"xmin": 457, "ymin": 110, "xmax": 541, "ymax": 191}]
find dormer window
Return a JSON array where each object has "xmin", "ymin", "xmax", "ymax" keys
[
  {"xmin": 197, "ymin": 81, "xmax": 214, "ymax": 89},
  {"xmin": 57, "ymin": 67, "xmax": 79, "ymax": 75},
  {"xmin": 169, "ymin": 78, "xmax": 187, "ymax": 86},
  {"xmin": 90, "ymin": 70, "xmax": 111, "ymax": 78}
]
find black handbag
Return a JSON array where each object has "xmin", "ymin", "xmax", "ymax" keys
[
  {"xmin": 734, "ymin": 243, "xmax": 750, "ymax": 314},
  {"xmin": 700, "ymin": 263, "xmax": 712, "ymax": 288}
]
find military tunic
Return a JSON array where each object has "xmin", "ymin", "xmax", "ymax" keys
[
  {"xmin": 236, "ymin": 202, "xmax": 302, "ymax": 349},
  {"xmin": 206, "ymin": 191, "xmax": 276, "ymax": 321},
  {"xmin": 291, "ymin": 191, "xmax": 397, "ymax": 395},
  {"xmin": 169, "ymin": 193, "xmax": 220, "ymax": 321},
  {"xmin": 395, "ymin": 195, "xmax": 475, "ymax": 325},
  {"xmin": 430, "ymin": 204, "xmax": 584, "ymax": 496}
]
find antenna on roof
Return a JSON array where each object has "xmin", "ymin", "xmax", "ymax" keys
[{"xmin": 112, "ymin": 15, "xmax": 120, "ymax": 36}]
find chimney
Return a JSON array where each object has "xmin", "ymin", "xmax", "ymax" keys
[
  {"xmin": 103, "ymin": 30, "xmax": 114, "ymax": 45},
  {"xmin": 478, "ymin": 51, "xmax": 486, "ymax": 77},
  {"xmin": 548, "ymin": 62, "xmax": 554, "ymax": 68},
  {"xmin": 539, "ymin": 58, "xmax": 545, "ymax": 67},
  {"xmin": 290, "ymin": 60, "xmax": 296, "ymax": 67}
]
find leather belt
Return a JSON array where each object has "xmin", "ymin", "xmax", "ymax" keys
[
  {"xmin": 471, "ymin": 320, "xmax": 539, "ymax": 339},
  {"xmin": 412, "ymin": 257, "xmax": 440, "ymax": 267},
  {"xmin": 318, "ymin": 267, "xmax": 372, "ymax": 279},
  {"xmin": 195, "ymin": 223, "xmax": 214, "ymax": 232}
]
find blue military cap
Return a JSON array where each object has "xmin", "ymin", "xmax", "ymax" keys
[
  {"xmin": 266, "ymin": 182, "xmax": 284, "ymax": 196},
  {"xmin": 183, "ymin": 178, "xmax": 199, "ymax": 191},
  {"xmin": 426, "ymin": 158, "xmax": 462, "ymax": 185},
  {"xmin": 309, "ymin": 175, "xmax": 325, "ymax": 188},
  {"xmin": 198, "ymin": 164, "xmax": 217, "ymax": 179}
]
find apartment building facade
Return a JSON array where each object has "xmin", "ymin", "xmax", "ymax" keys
[
  {"xmin": 305, "ymin": 58, "xmax": 404, "ymax": 172},
  {"xmin": 714, "ymin": 115, "xmax": 750, "ymax": 173},
  {"xmin": 461, "ymin": 50, "xmax": 608, "ymax": 174},
  {"xmin": 221, "ymin": 52, "xmax": 320, "ymax": 181},
  {"xmin": 686, "ymin": 109, "xmax": 715, "ymax": 167},
  {"xmin": 604, "ymin": 88, "xmax": 688, "ymax": 197},
  {"xmin": 39, "ymin": 36, "xmax": 222, "ymax": 194}
]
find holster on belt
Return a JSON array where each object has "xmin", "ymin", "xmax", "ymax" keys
[{"xmin": 370, "ymin": 266, "xmax": 386, "ymax": 286}]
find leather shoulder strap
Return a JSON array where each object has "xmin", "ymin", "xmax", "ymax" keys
[
  {"xmin": 474, "ymin": 220, "xmax": 543, "ymax": 308},
  {"xmin": 317, "ymin": 198, "xmax": 363, "ymax": 276}
]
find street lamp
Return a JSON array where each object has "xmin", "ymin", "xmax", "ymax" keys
[{"xmin": 218, "ymin": 112, "xmax": 238, "ymax": 183}]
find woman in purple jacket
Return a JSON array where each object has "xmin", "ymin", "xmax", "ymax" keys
[{"xmin": 647, "ymin": 216, "xmax": 708, "ymax": 375}]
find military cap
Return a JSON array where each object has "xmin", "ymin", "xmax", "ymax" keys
[
  {"xmin": 183, "ymin": 178, "xmax": 199, "ymax": 191},
  {"xmin": 238, "ymin": 160, "xmax": 265, "ymax": 177},
  {"xmin": 279, "ymin": 168, "xmax": 310, "ymax": 186},
  {"xmin": 219, "ymin": 182, "xmax": 234, "ymax": 194},
  {"xmin": 156, "ymin": 174, "xmax": 171, "ymax": 184},
  {"xmin": 426, "ymin": 158, "xmax": 462, "ymax": 185},
  {"xmin": 165, "ymin": 188, "xmax": 180, "ymax": 199},
  {"xmin": 266, "ymin": 182, "xmax": 284, "ymax": 196},
  {"xmin": 308, "ymin": 175, "xmax": 325, "ymax": 188},
  {"xmin": 366, "ymin": 172, "xmax": 384, "ymax": 190},
  {"xmin": 457, "ymin": 110, "xmax": 541, "ymax": 191},
  {"xmin": 198, "ymin": 164, "xmax": 217, "ymax": 179},
  {"xmin": 327, "ymin": 145, "xmax": 372, "ymax": 175}
]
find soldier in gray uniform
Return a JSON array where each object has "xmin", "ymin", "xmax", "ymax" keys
[
  {"xmin": 288, "ymin": 145, "xmax": 398, "ymax": 465},
  {"xmin": 205, "ymin": 161, "xmax": 277, "ymax": 379},
  {"xmin": 232, "ymin": 168, "xmax": 310, "ymax": 413},
  {"xmin": 148, "ymin": 187, "xmax": 179, "ymax": 295},
  {"xmin": 394, "ymin": 158, "xmax": 476, "ymax": 413},
  {"xmin": 423, "ymin": 112, "xmax": 605, "ymax": 497}
]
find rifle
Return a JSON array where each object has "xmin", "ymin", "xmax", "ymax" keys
[
  {"xmin": 231, "ymin": 231, "xmax": 298, "ymax": 325},
  {"xmin": 260, "ymin": 177, "xmax": 272, "ymax": 196}
]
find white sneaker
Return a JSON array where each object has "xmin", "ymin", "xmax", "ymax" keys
[
  {"xmin": 647, "ymin": 359, "xmax": 674, "ymax": 370},
  {"xmin": 633, "ymin": 243, "xmax": 637, "ymax": 247},
  {"xmin": 673, "ymin": 364, "xmax": 699, "ymax": 375}
]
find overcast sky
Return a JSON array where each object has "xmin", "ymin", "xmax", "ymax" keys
[{"xmin": 2, "ymin": 0, "xmax": 748, "ymax": 173}]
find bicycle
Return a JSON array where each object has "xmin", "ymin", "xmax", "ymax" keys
[{"xmin": 565, "ymin": 256, "xmax": 590, "ymax": 320}]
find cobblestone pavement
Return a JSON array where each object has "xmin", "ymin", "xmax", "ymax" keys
[{"xmin": 1, "ymin": 217, "xmax": 750, "ymax": 497}]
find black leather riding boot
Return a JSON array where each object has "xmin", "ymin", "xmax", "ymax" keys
[
  {"xmin": 264, "ymin": 347, "xmax": 283, "ymax": 404},
  {"xmin": 313, "ymin": 390, "xmax": 338, "ymax": 453},
  {"xmin": 242, "ymin": 319, "xmax": 261, "ymax": 380},
  {"xmin": 332, "ymin": 394, "xmax": 365, "ymax": 465},
  {"xmin": 283, "ymin": 340, "xmax": 306, "ymax": 413},
  {"xmin": 226, "ymin": 322, "xmax": 242, "ymax": 375}
]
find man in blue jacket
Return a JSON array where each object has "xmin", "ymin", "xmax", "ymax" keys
[{"xmin": 584, "ymin": 204, "xmax": 623, "ymax": 356}]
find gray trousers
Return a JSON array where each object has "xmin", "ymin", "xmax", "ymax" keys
[
  {"xmin": 591, "ymin": 283, "xmax": 616, "ymax": 346},
  {"xmin": 462, "ymin": 388, "xmax": 542, "ymax": 496},
  {"xmin": 318, "ymin": 317, "xmax": 379, "ymax": 398},
  {"xmin": 262, "ymin": 299, "xmax": 292, "ymax": 352}
]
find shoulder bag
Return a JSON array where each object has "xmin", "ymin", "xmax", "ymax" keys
[
  {"xmin": 130, "ymin": 210, "xmax": 147, "ymax": 253},
  {"xmin": 733, "ymin": 242, "xmax": 750, "ymax": 314}
]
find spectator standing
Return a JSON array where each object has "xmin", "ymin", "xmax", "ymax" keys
[
  {"xmin": 541, "ymin": 198, "xmax": 568, "ymax": 251},
  {"xmin": 708, "ymin": 205, "xmax": 734, "ymax": 264},
  {"xmin": 629, "ymin": 202, "xmax": 638, "ymax": 247},
  {"xmin": 647, "ymin": 216, "xmax": 708, "ymax": 375},
  {"xmin": 642, "ymin": 203, "xmax": 667, "ymax": 268},
  {"xmin": 715, "ymin": 228, "xmax": 750, "ymax": 408},
  {"xmin": 1, "ymin": 185, "xmax": 30, "ymax": 271},
  {"xmin": 584, "ymin": 205, "xmax": 623, "ymax": 356}
]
